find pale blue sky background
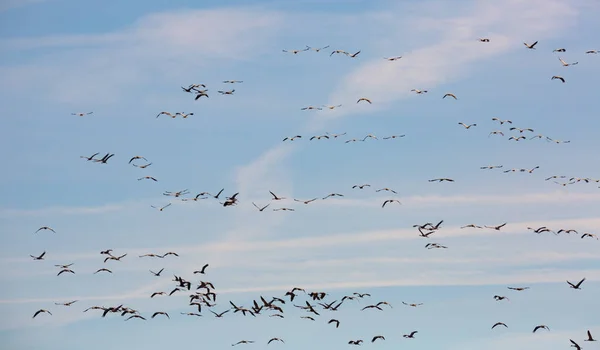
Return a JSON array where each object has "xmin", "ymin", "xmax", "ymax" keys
[{"xmin": 1, "ymin": 0, "xmax": 600, "ymax": 349}]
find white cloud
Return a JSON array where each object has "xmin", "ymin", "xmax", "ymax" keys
[
  {"xmin": 0, "ymin": 7, "xmax": 285, "ymax": 105},
  {"xmin": 5, "ymin": 190, "xmax": 597, "ymax": 218},
  {"xmin": 307, "ymin": 0, "xmax": 580, "ymax": 129}
]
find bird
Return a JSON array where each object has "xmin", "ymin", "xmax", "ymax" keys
[
  {"xmin": 461, "ymin": 224, "xmax": 482, "ymax": 229},
  {"xmin": 533, "ymin": 325, "xmax": 550, "ymax": 333},
  {"xmin": 478, "ymin": 38, "xmax": 490, "ymax": 42},
  {"xmin": 509, "ymin": 127, "xmax": 534, "ymax": 133},
  {"xmin": 94, "ymin": 268, "xmax": 112, "ymax": 274},
  {"xmin": 429, "ymin": 178, "xmax": 454, "ymax": 182},
  {"xmin": 558, "ymin": 57, "xmax": 578, "ymax": 66},
  {"xmin": 507, "ymin": 286, "xmax": 529, "ymax": 291},
  {"xmin": 55, "ymin": 300, "xmax": 78, "ymax": 306},
  {"xmin": 384, "ymin": 56, "xmax": 402, "ymax": 61},
  {"xmin": 129, "ymin": 156, "xmax": 147, "ymax": 164},
  {"xmin": 489, "ymin": 131, "xmax": 504, "ymax": 137},
  {"xmin": 402, "ymin": 302, "xmax": 423, "ymax": 307},
  {"xmin": 252, "ymin": 202, "xmax": 270, "ymax": 211},
  {"xmin": 223, "ymin": 80, "xmax": 243, "ymax": 83},
  {"xmin": 376, "ymin": 187, "xmax": 397, "ymax": 194},
  {"xmin": 92, "ymin": 153, "xmax": 114, "ymax": 164},
  {"xmin": 586, "ymin": 50, "xmax": 598, "ymax": 54},
  {"xmin": 383, "ymin": 134, "xmax": 405, "ymax": 139},
  {"xmin": 282, "ymin": 48, "xmax": 309, "ymax": 54},
  {"xmin": 485, "ymin": 223, "xmax": 507, "ymax": 230},
  {"xmin": 348, "ymin": 50, "xmax": 361, "ymax": 58},
  {"xmin": 80, "ymin": 152, "xmax": 99, "ymax": 161},
  {"xmin": 149, "ymin": 268, "xmax": 164, "ymax": 276},
  {"xmin": 581, "ymin": 233, "xmax": 598, "ymax": 240},
  {"xmin": 282, "ymin": 135, "xmax": 302, "ymax": 141},
  {"xmin": 322, "ymin": 104, "xmax": 342, "ymax": 110},
  {"xmin": 217, "ymin": 89, "xmax": 235, "ymax": 95},
  {"xmin": 524, "ymin": 41, "xmax": 538, "ymax": 49},
  {"xmin": 232, "ymin": 340, "xmax": 255, "ymax": 346},
  {"xmin": 328, "ymin": 319, "xmax": 340, "ymax": 328},
  {"xmin": 32, "ymin": 309, "xmax": 52, "ymax": 318},
  {"xmin": 480, "ymin": 165, "xmax": 503, "ymax": 169},
  {"xmin": 371, "ymin": 335, "xmax": 385, "ymax": 342},
  {"xmin": 552, "ymin": 75, "xmax": 566, "ymax": 83},
  {"xmin": 267, "ymin": 338, "xmax": 284, "ymax": 344},
  {"xmin": 492, "ymin": 322, "xmax": 508, "ymax": 329},
  {"xmin": 301, "ymin": 106, "xmax": 322, "ymax": 111},
  {"xmin": 104, "ymin": 253, "xmax": 127, "ymax": 263},
  {"xmin": 567, "ymin": 278, "xmax": 586, "ymax": 289},
  {"xmin": 571, "ymin": 339, "xmax": 582, "ymax": 350},
  {"xmin": 175, "ymin": 112, "xmax": 194, "ymax": 118},
  {"xmin": 458, "ymin": 122, "xmax": 476, "ymax": 129},
  {"xmin": 151, "ymin": 203, "xmax": 172, "ymax": 211},
  {"xmin": 585, "ymin": 330, "xmax": 597, "ymax": 341},
  {"xmin": 352, "ymin": 184, "xmax": 371, "ymax": 189},
  {"xmin": 125, "ymin": 315, "xmax": 146, "ymax": 321},
  {"xmin": 443, "ymin": 93, "xmax": 457, "ymax": 99},
  {"xmin": 71, "ymin": 112, "xmax": 93, "ymax": 116},
  {"xmin": 356, "ymin": 97, "xmax": 371, "ymax": 104},
  {"xmin": 330, "ymin": 49, "xmax": 349, "ymax": 56},
  {"xmin": 138, "ymin": 176, "xmax": 157, "ymax": 181},
  {"xmin": 156, "ymin": 111, "xmax": 175, "ymax": 118},
  {"xmin": 35, "ymin": 226, "xmax": 55, "ymax": 233},
  {"xmin": 553, "ymin": 48, "xmax": 566, "ymax": 52},
  {"xmin": 411, "ymin": 89, "xmax": 428, "ymax": 94},
  {"xmin": 492, "ymin": 118, "xmax": 512, "ymax": 124},
  {"xmin": 403, "ymin": 331, "xmax": 418, "ymax": 338},
  {"xmin": 294, "ymin": 198, "xmax": 318, "ymax": 204},
  {"xmin": 194, "ymin": 264, "xmax": 209, "ymax": 274},
  {"xmin": 508, "ymin": 136, "xmax": 526, "ymax": 141},
  {"xmin": 307, "ymin": 45, "xmax": 330, "ymax": 52},
  {"xmin": 210, "ymin": 310, "xmax": 230, "ymax": 318},
  {"xmin": 269, "ymin": 191, "xmax": 286, "ymax": 201},
  {"xmin": 57, "ymin": 268, "xmax": 75, "ymax": 276},
  {"xmin": 273, "ymin": 208, "xmax": 294, "ymax": 211},
  {"xmin": 30, "ymin": 251, "xmax": 46, "ymax": 260},
  {"xmin": 382, "ymin": 199, "xmax": 401, "ymax": 208},
  {"xmin": 54, "ymin": 263, "xmax": 74, "ymax": 268}
]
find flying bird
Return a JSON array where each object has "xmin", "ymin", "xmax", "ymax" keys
[
  {"xmin": 357, "ymin": 98, "xmax": 372, "ymax": 104},
  {"xmin": 524, "ymin": 41, "xmax": 538, "ymax": 49},
  {"xmin": 30, "ymin": 251, "xmax": 46, "ymax": 260},
  {"xmin": 32, "ymin": 309, "xmax": 52, "ymax": 318},
  {"xmin": 443, "ymin": 93, "xmax": 457, "ymax": 99},
  {"xmin": 558, "ymin": 57, "xmax": 578, "ymax": 66},
  {"xmin": 533, "ymin": 325, "xmax": 549, "ymax": 333},
  {"xmin": 194, "ymin": 264, "xmax": 209, "ymax": 274},
  {"xmin": 585, "ymin": 330, "xmax": 597, "ymax": 341},
  {"xmin": 35, "ymin": 226, "xmax": 55, "ymax": 233},
  {"xmin": 551, "ymin": 75, "xmax": 566, "ymax": 83},
  {"xmin": 71, "ymin": 112, "xmax": 93, "ymax": 116},
  {"xmin": 567, "ymin": 277, "xmax": 586, "ymax": 289},
  {"xmin": 458, "ymin": 122, "xmax": 477, "ymax": 129}
]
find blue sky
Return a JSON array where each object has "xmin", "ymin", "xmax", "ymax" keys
[{"xmin": 1, "ymin": 0, "xmax": 600, "ymax": 349}]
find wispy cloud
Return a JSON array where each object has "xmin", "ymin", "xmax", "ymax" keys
[
  {"xmin": 308, "ymin": 0, "xmax": 579, "ymax": 129},
  {"xmin": 5, "ymin": 190, "xmax": 599, "ymax": 218},
  {"xmin": 0, "ymin": 7, "xmax": 285, "ymax": 104}
]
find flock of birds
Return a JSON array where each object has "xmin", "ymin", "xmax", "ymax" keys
[{"xmin": 28, "ymin": 36, "xmax": 599, "ymax": 349}]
